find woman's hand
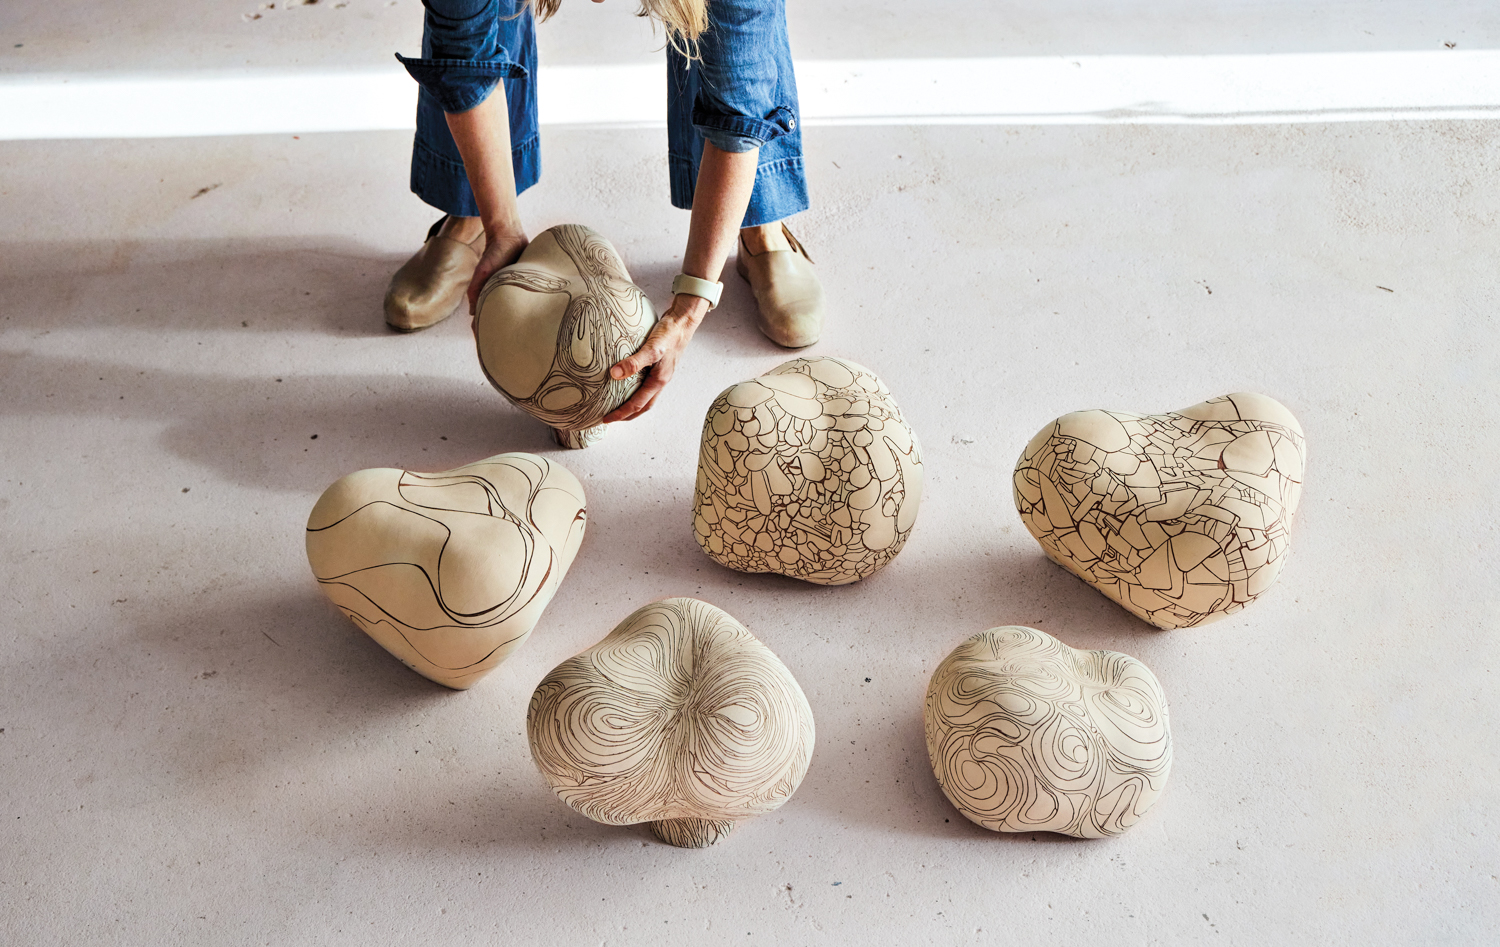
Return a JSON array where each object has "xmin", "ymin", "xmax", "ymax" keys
[
  {"xmin": 466, "ymin": 228, "xmax": 530, "ymax": 314},
  {"xmin": 602, "ymin": 293, "xmax": 712, "ymax": 422},
  {"xmin": 601, "ymin": 141, "xmax": 757, "ymax": 424},
  {"xmin": 443, "ymin": 84, "xmax": 528, "ymax": 315}
]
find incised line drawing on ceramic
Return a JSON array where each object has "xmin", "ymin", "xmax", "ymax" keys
[
  {"xmin": 1014, "ymin": 392, "xmax": 1305, "ymax": 629},
  {"xmin": 925, "ymin": 625, "xmax": 1173, "ymax": 838},
  {"xmin": 305, "ymin": 453, "xmax": 587, "ymax": 688},
  {"xmin": 474, "ymin": 223, "xmax": 656, "ymax": 448},
  {"xmin": 693, "ymin": 356, "xmax": 923, "ymax": 585},
  {"xmin": 527, "ymin": 597, "xmax": 815, "ymax": 848}
]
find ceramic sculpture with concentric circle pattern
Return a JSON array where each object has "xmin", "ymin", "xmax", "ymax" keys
[
  {"xmin": 924, "ymin": 626, "xmax": 1172, "ymax": 838},
  {"xmin": 527, "ymin": 597, "xmax": 815, "ymax": 848}
]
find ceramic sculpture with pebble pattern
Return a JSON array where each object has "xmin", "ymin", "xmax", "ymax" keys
[
  {"xmin": 306, "ymin": 453, "xmax": 587, "ymax": 688},
  {"xmin": 692, "ymin": 357, "xmax": 923, "ymax": 585},
  {"xmin": 1013, "ymin": 393, "xmax": 1305, "ymax": 629},
  {"xmin": 473, "ymin": 224, "xmax": 656, "ymax": 448},
  {"xmin": 527, "ymin": 597, "xmax": 815, "ymax": 848},
  {"xmin": 925, "ymin": 626, "xmax": 1172, "ymax": 838}
]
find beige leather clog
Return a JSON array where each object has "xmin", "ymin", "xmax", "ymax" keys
[
  {"xmin": 735, "ymin": 223, "xmax": 824, "ymax": 349},
  {"xmin": 384, "ymin": 217, "xmax": 486, "ymax": 332}
]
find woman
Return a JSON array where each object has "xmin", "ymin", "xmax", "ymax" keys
[{"xmin": 385, "ymin": 0, "xmax": 825, "ymax": 423}]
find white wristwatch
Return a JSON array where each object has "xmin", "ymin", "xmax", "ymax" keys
[{"xmin": 670, "ymin": 273, "xmax": 724, "ymax": 310}]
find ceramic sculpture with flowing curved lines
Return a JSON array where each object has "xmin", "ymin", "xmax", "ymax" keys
[
  {"xmin": 1014, "ymin": 393, "xmax": 1305, "ymax": 629},
  {"xmin": 527, "ymin": 597, "xmax": 815, "ymax": 848},
  {"xmin": 692, "ymin": 357, "xmax": 923, "ymax": 585},
  {"xmin": 924, "ymin": 626, "xmax": 1172, "ymax": 838},
  {"xmin": 305, "ymin": 453, "xmax": 587, "ymax": 689},
  {"xmin": 473, "ymin": 224, "xmax": 656, "ymax": 448}
]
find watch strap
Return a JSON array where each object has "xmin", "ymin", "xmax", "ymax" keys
[{"xmin": 670, "ymin": 273, "xmax": 723, "ymax": 310}]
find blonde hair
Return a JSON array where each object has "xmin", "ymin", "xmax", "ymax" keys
[{"xmin": 528, "ymin": 1, "xmax": 709, "ymax": 54}]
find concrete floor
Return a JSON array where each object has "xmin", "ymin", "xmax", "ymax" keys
[{"xmin": 3, "ymin": 4, "xmax": 1499, "ymax": 945}]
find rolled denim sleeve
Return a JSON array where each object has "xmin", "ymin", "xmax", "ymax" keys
[
  {"xmin": 396, "ymin": 0, "xmax": 528, "ymax": 114},
  {"xmin": 692, "ymin": 0, "xmax": 798, "ymax": 153}
]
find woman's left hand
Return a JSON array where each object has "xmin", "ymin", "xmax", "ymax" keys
[{"xmin": 602, "ymin": 294, "xmax": 712, "ymax": 422}]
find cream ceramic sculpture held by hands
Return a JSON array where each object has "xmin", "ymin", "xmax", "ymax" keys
[
  {"xmin": 473, "ymin": 224, "xmax": 656, "ymax": 449},
  {"xmin": 925, "ymin": 626, "xmax": 1172, "ymax": 838},
  {"xmin": 527, "ymin": 598, "xmax": 815, "ymax": 848},
  {"xmin": 305, "ymin": 453, "xmax": 587, "ymax": 689},
  {"xmin": 693, "ymin": 357, "xmax": 923, "ymax": 585},
  {"xmin": 1014, "ymin": 393, "xmax": 1305, "ymax": 629}
]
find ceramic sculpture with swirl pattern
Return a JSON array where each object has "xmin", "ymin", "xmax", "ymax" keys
[
  {"xmin": 527, "ymin": 598, "xmax": 815, "ymax": 848},
  {"xmin": 474, "ymin": 224, "xmax": 656, "ymax": 449},
  {"xmin": 925, "ymin": 626, "xmax": 1172, "ymax": 838},
  {"xmin": 305, "ymin": 453, "xmax": 587, "ymax": 689},
  {"xmin": 693, "ymin": 357, "xmax": 923, "ymax": 585},
  {"xmin": 1014, "ymin": 393, "xmax": 1305, "ymax": 629}
]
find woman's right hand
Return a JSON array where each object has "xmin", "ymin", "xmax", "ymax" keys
[{"xmin": 466, "ymin": 228, "xmax": 530, "ymax": 315}]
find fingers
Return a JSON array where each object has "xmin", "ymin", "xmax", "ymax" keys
[
  {"xmin": 602, "ymin": 305, "xmax": 702, "ymax": 422},
  {"xmin": 609, "ymin": 344, "xmax": 656, "ymax": 381},
  {"xmin": 468, "ymin": 233, "xmax": 529, "ymax": 315},
  {"xmin": 602, "ymin": 376, "xmax": 660, "ymax": 423},
  {"xmin": 467, "ymin": 251, "xmax": 505, "ymax": 315},
  {"xmin": 610, "ymin": 321, "xmax": 674, "ymax": 380},
  {"xmin": 466, "ymin": 266, "xmax": 491, "ymax": 315},
  {"xmin": 602, "ymin": 307, "xmax": 704, "ymax": 422},
  {"xmin": 604, "ymin": 343, "xmax": 678, "ymax": 423}
]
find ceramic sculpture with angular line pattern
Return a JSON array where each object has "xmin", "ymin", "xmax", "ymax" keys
[
  {"xmin": 693, "ymin": 357, "xmax": 923, "ymax": 585},
  {"xmin": 474, "ymin": 224, "xmax": 656, "ymax": 449},
  {"xmin": 305, "ymin": 453, "xmax": 587, "ymax": 689},
  {"xmin": 925, "ymin": 626, "xmax": 1172, "ymax": 838},
  {"xmin": 527, "ymin": 597, "xmax": 815, "ymax": 848},
  {"xmin": 1014, "ymin": 393, "xmax": 1305, "ymax": 629}
]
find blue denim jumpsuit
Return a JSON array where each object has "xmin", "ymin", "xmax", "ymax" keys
[{"xmin": 396, "ymin": 0, "xmax": 808, "ymax": 228}]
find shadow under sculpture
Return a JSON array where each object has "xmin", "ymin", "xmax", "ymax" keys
[
  {"xmin": 305, "ymin": 453, "xmax": 587, "ymax": 689},
  {"xmin": 1014, "ymin": 392, "xmax": 1305, "ymax": 630},
  {"xmin": 473, "ymin": 224, "xmax": 657, "ymax": 449},
  {"xmin": 527, "ymin": 598, "xmax": 815, "ymax": 848},
  {"xmin": 693, "ymin": 356, "xmax": 924, "ymax": 585},
  {"xmin": 925, "ymin": 626, "xmax": 1172, "ymax": 838}
]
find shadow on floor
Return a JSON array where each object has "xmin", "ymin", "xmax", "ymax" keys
[
  {"xmin": 0, "ymin": 235, "xmax": 814, "ymax": 351},
  {"xmin": 105, "ymin": 581, "xmax": 605, "ymax": 855},
  {"xmin": 0, "ymin": 347, "xmax": 553, "ymax": 491},
  {"xmin": 100, "ymin": 579, "xmax": 728, "ymax": 856},
  {"xmin": 2, "ymin": 236, "xmax": 411, "ymax": 338}
]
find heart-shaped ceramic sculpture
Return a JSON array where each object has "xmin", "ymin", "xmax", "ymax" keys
[
  {"xmin": 1013, "ymin": 393, "xmax": 1305, "ymax": 629},
  {"xmin": 692, "ymin": 357, "xmax": 923, "ymax": 585},
  {"xmin": 305, "ymin": 453, "xmax": 587, "ymax": 688},
  {"xmin": 925, "ymin": 625, "xmax": 1172, "ymax": 838},
  {"xmin": 474, "ymin": 224, "xmax": 656, "ymax": 449},
  {"xmin": 527, "ymin": 597, "xmax": 815, "ymax": 848}
]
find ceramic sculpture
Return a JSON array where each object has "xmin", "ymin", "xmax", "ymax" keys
[
  {"xmin": 925, "ymin": 626, "xmax": 1172, "ymax": 838},
  {"xmin": 527, "ymin": 597, "xmax": 815, "ymax": 848},
  {"xmin": 1014, "ymin": 393, "xmax": 1305, "ymax": 629},
  {"xmin": 473, "ymin": 224, "xmax": 657, "ymax": 448},
  {"xmin": 305, "ymin": 453, "xmax": 587, "ymax": 689},
  {"xmin": 692, "ymin": 357, "xmax": 923, "ymax": 585}
]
